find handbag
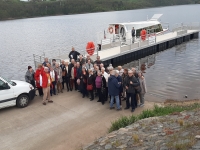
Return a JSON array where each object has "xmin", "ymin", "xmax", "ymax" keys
[
  {"xmin": 87, "ymin": 84, "xmax": 93, "ymax": 91},
  {"xmin": 135, "ymin": 86, "xmax": 141, "ymax": 93},
  {"xmin": 87, "ymin": 77, "xmax": 93, "ymax": 90}
]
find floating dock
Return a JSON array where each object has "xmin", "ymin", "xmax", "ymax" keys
[
  {"xmin": 33, "ymin": 24, "xmax": 200, "ymax": 68},
  {"xmin": 95, "ymin": 29, "xmax": 199, "ymax": 67}
]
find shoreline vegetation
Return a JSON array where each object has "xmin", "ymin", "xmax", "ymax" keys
[
  {"xmin": 0, "ymin": 0, "xmax": 200, "ymax": 21},
  {"xmin": 109, "ymin": 100, "xmax": 200, "ymax": 133},
  {"xmin": 84, "ymin": 100, "xmax": 200, "ymax": 150}
]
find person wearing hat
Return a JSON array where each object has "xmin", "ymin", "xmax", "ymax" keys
[
  {"xmin": 35, "ymin": 64, "xmax": 44, "ymax": 96},
  {"xmin": 40, "ymin": 67, "xmax": 53, "ymax": 105},
  {"xmin": 25, "ymin": 66, "xmax": 35, "ymax": 88}
]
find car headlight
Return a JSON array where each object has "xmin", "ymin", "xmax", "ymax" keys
[{"xmin": 29, "ymin": 84, "xmax": 33, "ymax": 90}]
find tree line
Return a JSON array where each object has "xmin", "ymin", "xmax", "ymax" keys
[{"xmin": 0, "ymin": 0, "xmax": 200, "ymax": 20}]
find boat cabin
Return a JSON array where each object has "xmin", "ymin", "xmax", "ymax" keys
[{"xmin": 107, "ymin": 14, "xmax": 167, "ymax": 41}]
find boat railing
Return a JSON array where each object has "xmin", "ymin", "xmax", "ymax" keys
[
  {"xmin": 172, "ymin": 22, "xmax": 200, "ymax": 32},
  {"xmin": 161, "ymin": 22, "xmax": 170, "ymax": 30},
  {"xmin": 119, "ymin": 34, "xmax": 156, "ymax": 53}
]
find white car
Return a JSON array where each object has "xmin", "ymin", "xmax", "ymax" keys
[{"xmin": 0, "ymin": 76, "xmax": 35, "ymax": 109}]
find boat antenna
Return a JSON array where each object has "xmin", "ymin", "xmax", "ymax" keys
[{"xmin": 147, "ymin": 15, "xmax": 149, "ymax": 21}]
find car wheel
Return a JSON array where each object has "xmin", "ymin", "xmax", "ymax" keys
[{"xmin": 17, "ymin": 94, "xmax": 29, "ymax": 108}]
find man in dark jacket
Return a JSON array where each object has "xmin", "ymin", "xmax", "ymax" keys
[
  {"xmin": 108, "ymin": 70, "xmax": 121, "ymax": 110},
  {"xmin": 60, "ymin": 60, "xmax": 66, "ymax": 90},
  {"xmin": 76, "ymin": 62, "xmax": 82, "ymax": 79},
  {"xmin": 132, "ymin": 67, "xmax": 139, "ymax": 78},
  {"xmin": 68, "ymin": 47, "xmax": 80, "ymax": 61},
  {"xmin": 77, "ymin": 55, "xmax": 86, "ymax": 66},
  {"xmin": 124, "ymin": 70, "xmax": 140, "ymax": 112},
  {"xmin": 68, "ymin": 59, "xmax": 75, "ymax": 91},
  {"xmin": 132, "ymin": 27, "xmax": 135, "ymax": 43},
  {"xmin": 94, "ymin": 56, "xmax": 103, "ymax": 67},
  {"xmin": 64, "ymin": 62, "xmax": 70, "ymax": 91}
]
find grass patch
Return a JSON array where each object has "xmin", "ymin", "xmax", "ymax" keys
[
  {"xmin": 132, "ymin": 134, "xmax": 139, "ymax": 143},
  {"xmin": 177, "ymin": 119, "xmax": 184, "ymax": 126},
  {"xmin": 108, "ymin": 103, "xmax": 200, "ymax": 133},
  {"xmin": 166, "ymin": 135, "xmax": 196, "ymax": 150},
  {"xmin": 112, "ymin": 140, "xmax": 122, "ymax": 147}
]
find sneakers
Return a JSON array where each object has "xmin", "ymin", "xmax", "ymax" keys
[
  {"xmin": 116, "ymin": 108, "xmax": 122, "ymax": 111},
  {"xmin": 110, "ymin": 107, "xmax": 115, "ymax": 110},
  {"xmin": 140, "ymin": 104, "xmax": 144, "ymax": 107},
  {"xmin": 43, "ymin": 102, "xmax": 46, "ymax": 105},
  {"xmin": 48, "ymin": 100, "xmax": 53, "ymax": 103}
]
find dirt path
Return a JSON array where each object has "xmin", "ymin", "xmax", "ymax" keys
[{"xmin": 0, "ymin": 90, "xmax": 159, "ymax": 150}]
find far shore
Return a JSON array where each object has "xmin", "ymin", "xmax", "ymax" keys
[{"xmin": 0, "ymin": 4, "xmax": 199, "ymax": 22}]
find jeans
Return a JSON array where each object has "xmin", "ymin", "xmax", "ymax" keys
[
  {"xmin": 30, "ymin": 80, "xmax": 36, "ymax": 88},
  {"xmin": 65, "ymin": 77, "xmax": 70, "ymax": 91},
  {"xmin": 132, "ymin": 37, "xmax": 135, "ymax": 43},
  {"xmin": 38, "ymin": 87, "xmax": 43, "ymax": 96},
  {"xmin": 105, "ymin": 87, "xmax": 108, "ymax": 100},
  {"xmin": 97, "ymin": 88, "xmax": 105, "ymax": 104},
  {"xmin": 110, "ymin": 95, "xmax": 120, "ymax": 109},
  {"xmin": 50, "ymin": 81, "xmax": 56, "ymax": 95},
  {"xmin": 62, "ymin": 76, "xmax": 65, "ymax": 89},
  {"xmin": 139, "ymin": 93, "xmax": 145, "ymax": 104},
  {"xmin": 119, "ymin": 93, "xmax": 122, "ymax": 105},
  {"xmin": 57, "ymin": 81, "xmax": 62, "ymax": 93},
  {"xmin": 88, "ymin": 90, "xmax": 94, "ymax": 99},
  {"xmin": 74, "ymin": 77, "xmax": 78, "ymax": 90},
  {"xmin": 82, "ymin": 83, "xmax": 87, "ymax": 97},
  {"xmin": 126, "ymin": 93, "xmax": 136, "ymax": 109},
  {"xmin": 70, "ymin": 79, "xmax": 74, "ymax": 90}
]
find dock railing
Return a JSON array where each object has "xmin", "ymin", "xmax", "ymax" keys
[{"xmin": 33, "ymin": 53, "xmax": 45, "ymax": 69}]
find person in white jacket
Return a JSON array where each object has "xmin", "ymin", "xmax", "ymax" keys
[{"xmin": 50, "ymin": 67, "xmax": 56, "ymax": 96}]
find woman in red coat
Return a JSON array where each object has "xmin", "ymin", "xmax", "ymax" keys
[{"xmin": 34, "ymin": 64, "xmax": 43, "ymax": 96}]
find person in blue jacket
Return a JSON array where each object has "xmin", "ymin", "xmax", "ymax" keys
[{"xmin": 108, "ymin": 70, "xmax": 121, "ymax": 110}]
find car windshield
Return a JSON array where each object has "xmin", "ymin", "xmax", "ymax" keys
[{"xmin": 1, "ymin": 76, "xmax": 15, "ymax": 86}]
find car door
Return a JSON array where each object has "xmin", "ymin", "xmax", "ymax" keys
[{"xmin": 0, "ymin": 79, "xmax": 16, "ymax": 109}]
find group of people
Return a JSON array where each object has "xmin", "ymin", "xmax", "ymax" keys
[{"xmin": 25, "ymin": 47, "xmax": 147, "ymax": 112}]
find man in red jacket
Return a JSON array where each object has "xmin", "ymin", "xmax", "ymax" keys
[{"xmin": 41, "ymin": 67, "xmax": 53, "ymax": 105}]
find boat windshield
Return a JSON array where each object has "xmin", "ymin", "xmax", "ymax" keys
[{"xmin": 135, "ymin": 24, "xmax": 163, "ymax": 37}]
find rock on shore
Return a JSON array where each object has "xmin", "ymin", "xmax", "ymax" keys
[{"xmin": 84, "ymin": 109, "xmax": 200, "ymax": 150}]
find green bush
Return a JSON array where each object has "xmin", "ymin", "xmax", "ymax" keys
[{"xmin": 108, "ymin": 103, "xmax": 200, "ymax": 133}]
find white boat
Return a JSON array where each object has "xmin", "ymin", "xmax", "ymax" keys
[
  {"xmin": 108, "ymin": 14, "xmax": 168, "ymax": 39},
  {"xmin": 98, "ymin": 14, "xmax": 169, "ymax": 48}
]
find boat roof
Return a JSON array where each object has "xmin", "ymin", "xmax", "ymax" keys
[
  {"xmin": 109, "ymin": 14, "xmax": 163, "ymax": 30},
  {"xmin": 109, "ymin": 21, "xmax": 161, "ymax": 30}
]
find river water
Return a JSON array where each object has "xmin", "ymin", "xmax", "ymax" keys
[{"xmin": 0, "ymin": 4, "xmax": 200, "ymax": 101}]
